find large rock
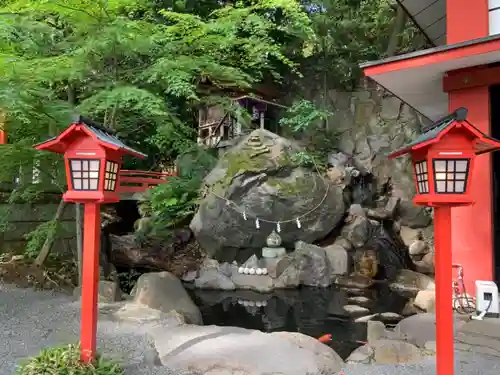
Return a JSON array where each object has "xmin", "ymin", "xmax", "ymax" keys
[
  {"xmin": 323, "ymin": 244, "xmax": 349, "ymax": 276},
  {"xmin": 155, "ymin": 325, "xmax": 344, "ymax": 375},
  {"xmin": 346, "ymin": 339, "xmax": 423, "ymax": 365},
  {"xmin": 395, "ymin": 313, "xmax": 468, "ymax": 348},
  {"xmin": 413, "ymin": 290, "xmax": 435, "ymax": 312},
  {"xmin": 190, "ymin": 129, "xmax": 345, "ymax": 259},
  {"xmin": 294, "ymin": 241, "xmax": 332, "ymax": 287},
  {"xmin": 132, "ymin": 271, "xmax": 203, "ymax": 324},
  {"xmin": 371, "ymin": 339, "xmax": 423, "ymax": 364}
]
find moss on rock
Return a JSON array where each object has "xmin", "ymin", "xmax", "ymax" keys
[
  {"xmin": 266, "ymin": 175, "xmax": 314, "ymax": 196},
  {"xmin": 210, "ymin": 148, "xmax": 271, "ymax": 195}
]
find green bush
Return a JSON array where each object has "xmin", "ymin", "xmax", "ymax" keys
[
  {"xmin": 138, "ymin": 146, "xmax": 217, "ymax": 234},
  {"xmin": 15, "ymin": 344, "xmax": 124, "ymax": 375}
]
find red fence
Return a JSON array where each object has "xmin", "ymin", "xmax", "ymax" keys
[{"xmin": 118, "ymin": 169, "xmax": 176, "ymax": 193}]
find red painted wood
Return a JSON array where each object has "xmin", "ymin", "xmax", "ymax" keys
[
  {"xmin": 449, "ymin": 87, "xmax": 493, "ymax": 297},
  {"xmin": 363, "ymin": 37, "xmax": 500, "ymax": 77},
  {"xmin": 443, "ymin": 65, "xmax": 500, "ymax": 92},
  {"xmin": 447, "ymin": 0, "xmax": 488, "ymax": 44},
  {"xmin": 120, "ymin": 169, "xmax": 176, "ymax": 177},
  {"xmin": 0, "ymin": 113, "xmax": 6, "ymax": 145},
  {"xmin": 80, "ymin": 202, "xmax": 100, "ymax": 362},
  {"xmin": 434, "ymin": 206, "xmax": 454, "ymax": 375},
  {"xmin": 117, "ymin": 170, "xmax": 176, "ymax": 193}
]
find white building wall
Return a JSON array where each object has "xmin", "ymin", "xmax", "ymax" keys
[{"xmin": 489, "ymin": 0, "xmax": 500, "ymax": 35}]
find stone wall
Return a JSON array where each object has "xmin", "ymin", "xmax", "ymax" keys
[
  {"xmin": 304, "ymin": 81, "xmax": 435, "ymax": 271},
  {"xmin": 0, "ymin": 198, "xmax": 77, "ymax": 255},
  {"xmin": 307, "ymin": 80, "xmax": 430, "ymax": 203}
]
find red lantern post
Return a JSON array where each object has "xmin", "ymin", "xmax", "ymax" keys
[
  {"xmin": 0, "ymin": 112, "xmax": 7, "ymax": 145},
  {"xmin": 388, "ymin": 107, "xmax": 500, "ymax": 375},
  {"xmin": 35, "ymin": 116, "xmax": 146, "ymax": 362}
]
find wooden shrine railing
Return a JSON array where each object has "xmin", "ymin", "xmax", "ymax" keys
[
  {"xmin": 0, "ymin": 167, "xmax": 176, "ymax": 195},
  {"xmin": 118, "ymin": 169, "xmax": 176, "ymax": 193}
]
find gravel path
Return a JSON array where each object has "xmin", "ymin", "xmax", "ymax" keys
[
  {"xmin": 0, "ymin": 283, "xmax": 190, "ymax": 375},
  {"xmin": 2, "ymin": 283, "xmax": 500, "ymax": 375},
  {"xmin": 343, "ymin": 353, "xmax": 500, "ymax": 375}
]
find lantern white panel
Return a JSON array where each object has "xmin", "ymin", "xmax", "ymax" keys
[
  {"xmin": 70, "ymin": 158, "xmax": 100, "ymax": 191},
  {"xmin": 490, "ymin": 0, "xmax": 500, "ymax": 36},
  {"xmin": 415, "ymin": 160, "xmax": 429, "ymax": 194},
  {"xmin": 104, "ymin": 160, "xmax": 119, "ymax": 192},
  {"xmin": 433, "ymin": 159, "xmax": 469, "ymax": 193}
]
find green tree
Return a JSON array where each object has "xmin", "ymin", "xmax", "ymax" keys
[
  {"xmin": 0, "ymin": 0, "xmax": 314, "ymax": 258},
  {"xmin": 296, "ymin": 0, "xmax": 426, "ymax": 91}
]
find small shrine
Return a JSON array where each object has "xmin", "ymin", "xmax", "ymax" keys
[{"xmin": 197, "ymin": 94, "xmax": 286, "ymax": 148}]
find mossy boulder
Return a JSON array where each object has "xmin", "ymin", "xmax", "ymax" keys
[{"xmin": 190, "ymin": 129, "xmax": 345, "ymax": 260}]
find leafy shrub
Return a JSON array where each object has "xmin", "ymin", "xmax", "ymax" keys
[
  {"xmin": 139, "ymin": 146, "xmax": 217, "ymax": 234},
  {"xmin": 279, "ymin": 99, "xmax": 331, "ymax": 133},
  {"xmin": 15, "ymin": 344, "xmax": 124, "ymax": 375}
]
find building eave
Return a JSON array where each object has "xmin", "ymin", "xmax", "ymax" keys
[{"xmin": 360, "ymin": 34, "xmax": 500, "ymax": 121}]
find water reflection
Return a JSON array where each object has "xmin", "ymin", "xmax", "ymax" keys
[{"xmin": 187, "ymin": 285, "xmax": 409, "ymax": 359}]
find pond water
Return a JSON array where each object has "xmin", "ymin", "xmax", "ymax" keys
[{"xmin": 186, "ymin": 284, "xmax": 410, "ymax": 359}]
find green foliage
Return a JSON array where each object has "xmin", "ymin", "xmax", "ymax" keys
[
  {"xmin": 279, "ymin": 99, "xmax": 331, "ymax": 133},
  {"xmin": 23, "ymin": 220, "xmax": 58, "ymax": 258},
  {"xmin": 290, "ymin": 150, "xmax": 327, "ymax": 171},
  {"xmin": 297, "ymin": 0, "xmax": 426, "ymax": 90},
  {"xmin": 15, "ymin": 343, "xmax": 124, "ymax": 375},
  {"xmin": 0, "ymin": 0, "xmax": 314, "ymax": 167},
  {"xmin": 0, "ymin": 0, "xmax": 314, "ymax": 252},
  {"xmin": 140, "ymin": 146, "xmax": 217, "ymax": 233},
  {"xmin": 0, "ymin": 0, "xmax": 428, "ymax": 259},
  {"xmin": 290, "ymin": 150, "xmax": 315, "ymax": 167}
]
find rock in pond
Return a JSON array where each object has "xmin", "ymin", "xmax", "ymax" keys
[
  {"xmin": 389, "ymin": 269, "xmax": 435, "ymax": 296},
  {"xmin": 132, "ymin": 271, "xmax": 203, "ymax": 325},
  {"xmin": 190, "ymin": 129, "xmax": 345, "ymax": 259},
  {"xmin": 155, "ymin": 325, "xmax": 344, "ymax": 375}
]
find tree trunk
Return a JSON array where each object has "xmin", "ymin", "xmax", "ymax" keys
[
  {"xmin": 34, "ymin": 199, "xmax": 67, "ymax": 266},
  {"xmin": 385, "ymin": 5, "xmax": 407, "ymax": 57},
  {"xmin": 107, "ymin": 229, "xmax": 200, "ymax": 277}
]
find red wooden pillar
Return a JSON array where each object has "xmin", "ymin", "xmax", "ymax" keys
[
  {"xmin": 448, "ymin": 87, "xmax": 493, "ymax": 296},
  {"xmin": 80, "ymin": 202, "xmax": 101, "ymax": 362},
  {"xmin": 434, "ymin": 206, "xmax": 454, "ymax": 375},
  {"xmin": 446, "ymin": 0, "xmax": 488, "ymax": 44},
  {"xmin": 446, "ymin": 0, "xmax": 492, "ymax": 297}
]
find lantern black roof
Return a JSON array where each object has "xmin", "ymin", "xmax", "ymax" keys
[
  {"xmin": 389, "ymin": 107, "xmax": 500, "ymax": 158},
  {"xmin": 35, "ymin": 115, "xmax": 147, "ymax": 159},
  {"xmin": 400, "ymin": 107, "xmax": 467, "ymax": 151}
]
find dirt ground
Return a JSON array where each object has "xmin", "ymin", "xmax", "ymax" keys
[{"xmin": 0, "ymin": 255, "xmax": 75, "ymax": 292}]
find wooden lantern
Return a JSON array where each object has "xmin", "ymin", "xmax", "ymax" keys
[
  {"xmin": 35, "ymin": 116, "xmax": 146, "ymax": 203},
  {"xmin": 389, "ymin": 107, "xmax": 500, "ymax": 207}
]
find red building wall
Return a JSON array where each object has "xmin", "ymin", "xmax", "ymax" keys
[{"xmin": 447, "ymin": 0, "xmax": 492, "ymax": 295}]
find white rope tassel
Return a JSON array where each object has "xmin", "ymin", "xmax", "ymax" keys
[
  {"xmin": 276, "ymin": 222, "xmax": 281, "ymax": 233},
  {"xmin": 296, "ymin": 218, "xmax": 301, "ymax": 229},
  {"xmin": 255, "ymin": 218, "xmax": 260, "ymax": 229},
  {"xmin": 242, "ymin": 211, "xmax": 247, "ymax": 220}
]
